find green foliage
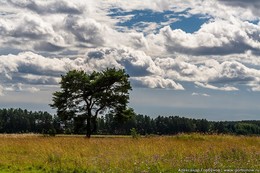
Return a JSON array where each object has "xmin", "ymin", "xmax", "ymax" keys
[
  {"xmin": 50, "ymin": 68, "xmax": 132, "ymax": 137},
  {"xmin": 130, "ymin": 128, "xmax": 140, "ymax": 139},
  {"xmin": 41, "ymin": 128, "xmax": 56, "ymax": 137},
  {"xmin": 235, "ymin": 123, "xmax": 260, "ymax": 135},
  {"xmin": 0, "ymin": 108, "xmax": 260, "ymax": 136},
  {"xmin": 212, "ymin": 121, "xmax": 260, "ymax": 135},
  {"xmin": 96, "ymin": 114, "xmax": 260, "ymax": 136},
  {"xmin": 0, "ymin": 108, "xmax": 55, "ymax": 134},
  {"xmin": 48, "ymin": 128, "xmax": 57, "ymax": 136}
]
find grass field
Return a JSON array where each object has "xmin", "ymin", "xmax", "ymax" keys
[{"xmin": 0, "ymin": 134, "xmax": 259, "ymax": 173}]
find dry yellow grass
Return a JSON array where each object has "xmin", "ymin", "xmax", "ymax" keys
[{"xmin": 0, "ymin": 134, "xmax": 259, "ymax": 172}]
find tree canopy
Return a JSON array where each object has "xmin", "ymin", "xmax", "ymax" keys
[{"xmin": 50, "ymin": 68, "xmax": 133, "ymax": 137}]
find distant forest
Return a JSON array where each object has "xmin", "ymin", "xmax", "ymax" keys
[{"xmin": 0, "ymin": 108, "xmax": 259, "ymax": 136}]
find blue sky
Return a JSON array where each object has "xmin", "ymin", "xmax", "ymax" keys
[
  {"xmin": 109, "ymin": 8, "xmax": 209, "ymax": 33},
  {"xmin": 1, "ymin": 0, "xmax": 260, "ymax": 121}
]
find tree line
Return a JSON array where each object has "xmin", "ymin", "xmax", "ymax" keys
[{"xmin": 0, "ymin": 108, "xmax": 259, "ymax": 136}]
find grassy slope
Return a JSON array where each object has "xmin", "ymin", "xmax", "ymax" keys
[{"xmin": 0, "ymin": 134, "xmax": 259, "ymax": 173}]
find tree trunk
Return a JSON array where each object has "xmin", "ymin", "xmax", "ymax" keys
[
  {"xmin": 86, "ymin": 111, "xmax": 92, "ymax": 138},
  {"xmin": 92, "ymin": 116, "xmax": 97, "ymax": 133}
]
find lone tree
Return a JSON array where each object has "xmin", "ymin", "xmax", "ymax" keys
[{"xmin": 50, "ymin": 68, "xmax": 133, "ymax": 137}]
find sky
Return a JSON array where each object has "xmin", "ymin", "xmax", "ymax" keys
[{"xmin": 1, "ymin": 0, "xmax": 260, "ymax": 121}]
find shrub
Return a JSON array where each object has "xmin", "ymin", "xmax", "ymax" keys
[{"xmin": 130, "ymin": 128, "xmax": 140, "ymax": 139}]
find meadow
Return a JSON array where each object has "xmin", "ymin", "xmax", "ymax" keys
[{"xmin": 0, "ymin": 134, "xmax": 259, "ymax": 173}]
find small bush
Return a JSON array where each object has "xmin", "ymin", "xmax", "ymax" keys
[
  {"xmin": 42, "ymin": 128, "xmax": 57, "ymax": 137},
  {"xmin": 130, "ymin": 128, "xmax": 140, "ymax": 139},
  {"xmin": 48, "ymin": 128, "xmax": 57, "ymax": 136}
]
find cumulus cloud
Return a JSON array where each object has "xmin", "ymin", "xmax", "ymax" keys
[
  {"xmin": 0, "ymin": 85, "xmax": 4, "ymax": 96},
  {"xmin": 0, "ymin": 0, "xmax": 155, "ymax": 55},
  {"xmin": 0, "ymin": 13, "xmax": 66, "ymax": 52},
  {"xmin": 85, "ymin": 47, "xmax": 163, "ymax": 76},
  {"xmin": 219, "ymin": 0, "xmax": 260, "ymax": 17},
  {"xmin": 2, "ymin": 0, "xmax": 260, "ymax": 57},
  {"xmin": 156, "ymin": 18, "xmax": 260, "ymax": 56},
  {"xmin": 5, "ymin": 83, "xmax": 40, "ymax": 93},
  {"xmin": 252, "ymin": 84, "xmax": 260, "ymax": 91},
  {"xmin": 85, "ymin": 48, "xmax": 260, "ymax": 90},
  {"xmin": 2, "ymin": 46, "xmax": 260, "ymax": 92},
  {"xmin": 13, "ymin": 14, "xmax": 55, "ymax": 39},
  {"xmin": 8, "ymin": 0, "xmax": 84, "ymax": 15},
  {"xmin": 64, "ymin": 16, "xmax": 107, "ymax": 47},
  {"xmin": 0, "ymin": 0, "xmax": 114, "ymax": 54},
  {"xmin": 0, "ymin": 49, "xmax": 167, "ymax": 89},
  {"xmin": 195, "ymin": 82, "xmax": 239, "ymax": 91},
  {"xmin": 131, "ymin": 76, "xmax": 184, "ymax": 90},
  {"xmin": 251, "ymin": 86, "xmax": 260, "ymax": 92},
  {"xmin": 155, "ymin": 55, "xmax": 260, "ymax": 91},
  {"xmin": 0, "ymin": 83, "xmax": 40, "ymax": 96},
  {"xmin": 0, "ymin": 52, "xmax": 66, "ymax": 85},
  {"xmin": 212, "ymin": 61, "xmax": 258, "ymax": 84},
  {"xmin": 192, "ymin": 92, "xmax": 210, "ymax": 97},
  {"xmin": 84, "ymin": 47, "xmax": 184, "ymax": 89},
  {"xmin": 1, "ymin": 0, "xmax": 260, "ymax": 93}
]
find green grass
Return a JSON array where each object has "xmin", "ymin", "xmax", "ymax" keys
[{"xmin": 0, "ymin": 134, "xmax": 259, "ymax": 172}]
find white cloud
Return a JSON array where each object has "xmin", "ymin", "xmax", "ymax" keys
[
  {"xmin": 219, "ymin": 0, "xmax": 260, "ymax": 18},
  {"xmin": 2, "ymin": 47, "xmax": 260, "ymax": 91},
  {"xmin": 195, "ymin": 82, "xmax": 239, "ymax": 91},
  {"xmin": 2, "ymin": 0, "xmax": 260, "ymax": 57},
  {"xmin": 12, "ymin": 83, "xmax": 40, "ymax": 93},
  {"xmin": 10, "ymin": 0, "xmax": 85, "ymax": 15},
  {"xmin": 192, "ymin": 92, "xmax": 210, "ymax": 97},
  {"xmin": 0, "ymin": 83, "xmax": 40, "ymax": 95},
  {"xmin": 251, "ymin": 86, "xmax": 260, "ymax": 92},
  {"xmin": 247, "ymin": 79, "xmax": 260, "ymax": 92},
  {"xmin": 155, "ymin": 18, "xmax": 260, "ymax": 56},
  {"xmin": 131, "ymin": 76, "xmax": 184, "ymax": 90},
  {"xmin": 1, "ymin": 0, "xmax": 260, "ymax": 93},
  {"xmin": 154, "ymin": 54, "xmax": 260, "ymax": 92},
  {"xmin": 0, "ymin": 52, "xmax": 69, "ymax": 85},
  {"xmin": 85, "ymin": 47, "xmax": 163, "ymax": 76},
  {"xmin": 64, "ymin": 16, "xmax": 106, "ymax": 47},
  {"xmin": 0, "ymin": 49, "xmax": 165, "ymax": 89},
  {"xmin": 0, "ymin": 85, "xmax": 4, "ymax": 96}
]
